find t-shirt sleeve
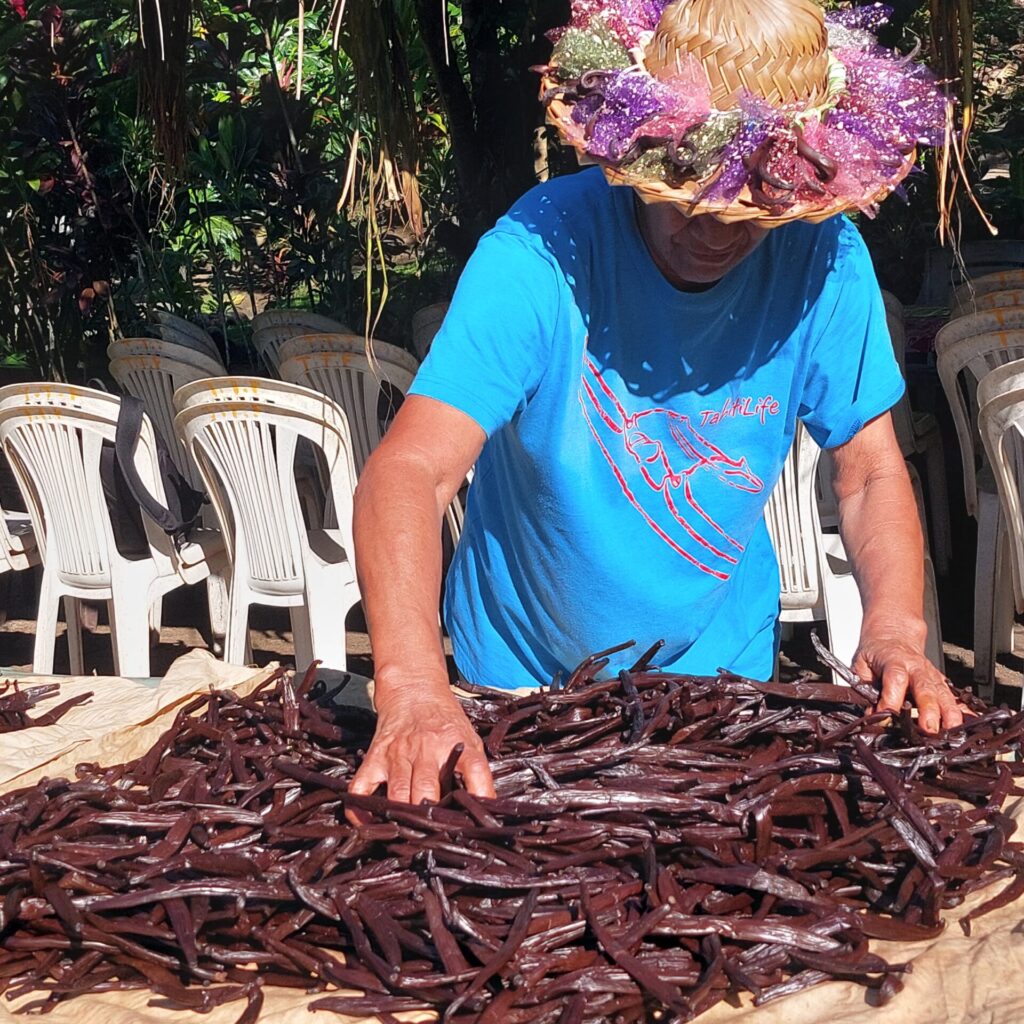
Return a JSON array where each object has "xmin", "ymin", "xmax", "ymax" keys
[
  {"xmin": 408, "ymin": 227, "xmax": 561, "ymax": 437},
  {"xmin": 797, "ymin": 220, "xmax": 906, "ymax": 449}
]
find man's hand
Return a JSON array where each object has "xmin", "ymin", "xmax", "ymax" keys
[
  {"xmin": 347, "ymin": 689, "xmax": 495, "ymax": 822},
  {"xmin": 852, "ymin": 631, "xmax": 965, "ymax": 734}
]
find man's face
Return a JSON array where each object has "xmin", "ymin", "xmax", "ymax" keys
[{"xmin": 635, "ymin": 198, "xmax": 770, "ymax": 288}]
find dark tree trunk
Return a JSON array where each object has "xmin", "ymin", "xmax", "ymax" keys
[{"xmin": 412, "ymin": 0, "xmax": 569, "ymax": 248}]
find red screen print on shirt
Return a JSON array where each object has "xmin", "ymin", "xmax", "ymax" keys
[{"xmin": 578, "ymin": 352, "xmax": 764, "ymax": 581}]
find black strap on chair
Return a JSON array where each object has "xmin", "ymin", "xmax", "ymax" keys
[{"xmin": 112, "ymin": 395, "xmax": 206, "ymax": 550}]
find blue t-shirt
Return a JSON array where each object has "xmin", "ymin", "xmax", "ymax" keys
[{"xmin": 409, "ymin": 168, "xmax": 904, "ymax": 689}]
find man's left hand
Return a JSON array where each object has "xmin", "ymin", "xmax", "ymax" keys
[{"xmin": 852, "ymin": 634, "xmax": 965, "ymax": 734}]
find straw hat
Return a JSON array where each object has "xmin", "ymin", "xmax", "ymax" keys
[{"xmin": 539, "ymin": 0, "xmax": 947, "ymax": 225}]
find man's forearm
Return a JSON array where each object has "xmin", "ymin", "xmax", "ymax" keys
[
  {"xmin": 353, "ymin": 450, "xmax": 454, "ymax": 708},
  {"xmin": 836, "ymin": 462, "xmax": 927, "ymax": 646}
]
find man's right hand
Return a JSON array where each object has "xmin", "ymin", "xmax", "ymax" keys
[{"xmin": 347, "ymin": 687, "xmax": 495, "ymax": 822}]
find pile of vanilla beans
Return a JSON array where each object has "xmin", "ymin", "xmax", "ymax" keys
[
  {"xmin": 0, "ymin": 643, "xmax": 1022, "ymax": 1024},
  {"xmin": 0, "ymin": 681, "xmax": 92, "ymax": 733}
]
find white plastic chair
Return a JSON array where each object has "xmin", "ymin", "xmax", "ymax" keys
[
  {"xmin": 253, "ymin": 309, "xmax": 350, "ymax": 334},
  {"xmin": 0, "ymin": 498, "xmax": 39, "ymax": 626},
  {"xmin": 173, "ymin": 378, "xmax": 360, "ymax": 673},
  {"xmin": 917, "ymin": 241, "xmax": 1024, "ymax": 306},
  {"xmin": 109, "ymin": 355, "xmax": 217, "ymax": 487},
  {"xmin": 109, "ymin": 352, "xmax": 231, "ymax": 640},
  {"xmin": 411, "ymin": 301, "xmax": 449, "ymax": 361},
  {"xmin": 935, "ymin": 307, "xmax": 1024, "ymax": 355},
  {"xmin": 108, "ymin": 338, "xmax": 226, "ymax": 380},
  {"xmin": 949, "ymin": 289, "xmax": 1024, "ymax": 321},
  {"xmin": 153, "ymin": 309, "xmax": 218, "ymax": 350},
  {"xmin": 277, "ymin": 336, "xmax": 469, "ymax": 545},
  {"xmin": 959, "ymin": 240, "xmax": 1024, "ymax": 278},
  {"xmin": 936, "ymin": 329, "xmax": 1024, "ymax": 517},
  {"xmin": 766, "ymin": 424, "xmax": 862, "ymax": 671},
  {"xmin": 251, "ymin": 326, "xmax": 312, "ymax": 375},
  {"xmin": 936, "ymin": 329, "xmax": 1024, "ymax": 691},
  {"xmin": 0, "ymin": 384, "xmax": 223, "ymax": 676},
  {"xmin": 978, "ymin": 359, "xmax": 1024, "ymax": 707},
  {"xmin": 952, "ymin": 269, "xmax": 1024, "ymax": 313},
  {"xmin": 881, "ymin": 293, "xmax": 951, "ymax": 575},
  {"xmin": 251, "ymin": 311, "xmax": 350, "ymax": 374},
  {"xmin": 277, "ymin": 336, "xmax": 418, "ymax": 473},
  {"xmin": 146, "ymin": 317, "xmax": 222, "ymax": 363},
  {"xmin": 766, "ymin": 423, "xmax": 943, "ymax": 676}
]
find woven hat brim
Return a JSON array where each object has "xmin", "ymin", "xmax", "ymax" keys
[{"xmin": 544, "ymin": 84, "xmax": 915, "ymax": 227}]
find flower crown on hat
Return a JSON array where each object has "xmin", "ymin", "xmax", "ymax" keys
[{"xmin": 537, "ymin": 1, "xmax": 949, "ymax": 224}]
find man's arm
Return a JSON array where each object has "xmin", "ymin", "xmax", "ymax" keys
[
  {"xmin": 831, "ymin": 412, "xmax": 963, "ymax": 733},
  {"xmin": 347, "ymin": 396, "xmax": 496, "ymax": 810}
]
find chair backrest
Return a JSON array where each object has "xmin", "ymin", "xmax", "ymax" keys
[
  {"xmin": 952, "ymin": 268, "xmax": 1024, "ymax": 313},
  {"xmin": 960, "ymin": 239, "xmax": 1024, "ymax": 278},
  {"xmin": 0, "ymin": 384, "xmax": 172, "ymax": 585},
  {"xmin": 949, "ymin": 289, "xmax": 1024, "ymax": 321},
  {"xmin": 935, "ymin": 307, "xmax": 1024, "ymax": 355},
  {"xmin": 978, "ymin": 358, "xmax": 1024, "ymax": 611},
  {"xmin": 879, "ymin": 298, "xmax": 917, "ymax": 457},
  {"xmin": 880, "ymin": 290, "xmax": 904, "ymax": 330},
  {"xmin": 251, "ymin": 312, "xmax": 350, "ymax": 372},
  {"xmin": 936, "ymin": 329, "xmax": 1024, "ymax": 517},
  {"xmin": 278, "ymin": 337, "xmax": 420, "ymax": 473},
  {"xmin": 173, "ymin": 378, "xmax": 357, "ymax": 591},
  {"xmin": 109, "ymin": 354, "xmax": 213, "ymax": 487},
  {"xmin": 173, "ymin": 375, "xmax": 315, "ymax": 413},
  {"xmin": 251, "ymin": 325, "xmax": 318, "ymax": 374},
  {"xmin": 916, "ymin": 241, "xmax": 1024, "ymax": 306},
  {"xmin": 152, "ymin": 310, "xmax": 218, "ymax": 348},
  {"xmin": 764, "ymin": 423, "xmax": 825, "ymax": 612},
  {"xmin": 253, "ymin": 309, "xmax": 349, "ymax": 334},
  {"xmin": 411, "ymin": 302, "xmax": 450, "ymax": 361},
  {"xmin": 150, "ymin": 323, "xmax": 222, "ymax": 362},
  {"xmin": 109, "ymin": 338, "xmax": 226, "ymax": 379}
]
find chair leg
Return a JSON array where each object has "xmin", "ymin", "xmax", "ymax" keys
[
  {"xmin": 109, "ymin": 591, "xmax": 152, "ymax": 678},
  {"xmin": 821, "ymin": 575, "xmax": 864, "ymax": 679},
  {"xmin": 63, "ymin": 596, "xmax": 84, "ymax": 675},
  {"xmin": 33, "ymin": 574, "xmax": 59, "ymax": 675},
  {"xmin": 974, "ymin": 490, "xmax": 1001, "ymax": 700},
  {"xmin": 223, "ymin": 598, "xmax": 251, "ymax": 666},
  {"xmin": 297, "ymin": 587, "xmax": 353, "ymax": 674},
  {"xmin": 995, "ymin": 537, "xmax": 1016, "ymax": 656},
  {"xmin": 922, "ymin": 552, "xmax": 944, "ymax": 671},
  {"xmin": 289, "ymin": 604, "xmax": 315, "ymax": 673},
  {"xmin": 922, "ymin": 440, "xmax": 952, "ymax": 577},
  {"xmin": 206, "ymin": 572, "xmax": 229, "ymax": 655},
  {"xmin": 149, "ymin": 597, "xmax": 162, "ymax": 641}
]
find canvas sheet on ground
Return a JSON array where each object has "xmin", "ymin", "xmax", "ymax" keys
[{"xmin": 0, "ymin": 659, "xmax": 1021, "ymax": 1024}]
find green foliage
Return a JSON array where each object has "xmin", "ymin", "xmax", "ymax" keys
[{"xmin": 0, "ymin": 0, "xmax": 458, "ymax": 377}]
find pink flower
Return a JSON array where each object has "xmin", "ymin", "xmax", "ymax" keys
[{"xmin": 9, "ymin": 0, "xmax": 28, "ymax": 19}]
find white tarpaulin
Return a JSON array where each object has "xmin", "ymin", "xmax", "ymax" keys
[{"xmin": 0, "ymin": 657, "xmax": 1021, "ymax": 1023}]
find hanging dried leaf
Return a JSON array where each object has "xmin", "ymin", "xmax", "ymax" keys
[{"xmin": 137, "ymin": 0, "xmax": 192, "ymax": 173}]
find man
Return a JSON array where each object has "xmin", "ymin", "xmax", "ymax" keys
[{"xmin": 349, "ymin": 0, "xmax": 963, "ymax": 806}]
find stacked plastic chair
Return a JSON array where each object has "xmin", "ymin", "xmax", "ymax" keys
[
  {"xmin": 0, "ymin": 384, "xmax": 224, "ymax": 675},
  {"xmin": 150, "ymin": 310, "xmax": 222, "ymax": 363},
  {"xmin": 250, "ymin": 309, "xmax": 350, "ymax": 374},
  {"xmin": 978, "ymin": 359, "xmax": 1024, "ymax": 709},
  {"xmin": 936, "ymin": 307, "xmax": 1024, "ymax": 694},
  {"xmin": 411, "ymin": 301, "xmax": 449, "ymax": 361},
  {"xmin": 951, "ymin": 268, "xmax": 1024, "ymax": 315},
  {"xmin": 765, "ymin": 423, "xmax": 943, "ymax": 678},
  {"xmin": 917, "ymin": 240, "xmax": 1024, "ymax": 306},
  {"xmin": 108, "ymin": 338, "xmax": 230, "ymax": 642},
  {"xmin": 277, "ymin": 333, "xmax": 469, "ymax": 545},
  {"xmin": 880, "ymin": 291, "xmax": 951, "ymax": 575},
  {"xmin": 174, "ymin": 378, "xmax": 360, "ymax": 673}
]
